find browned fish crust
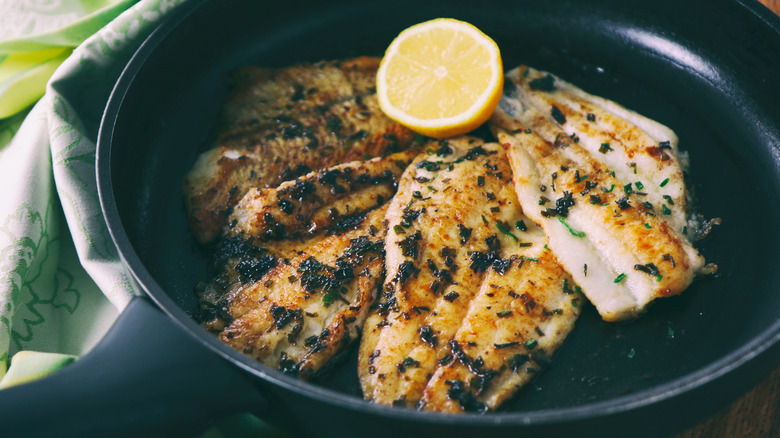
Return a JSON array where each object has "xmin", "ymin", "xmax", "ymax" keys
[{"xmin": 184, "ymin": 57, "xmax": 418, "ymax": 244}]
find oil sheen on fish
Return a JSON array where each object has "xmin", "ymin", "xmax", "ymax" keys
[
  {"xmin": 358, "ymin": 137, "xmax": 580, "ymax": 412},
  {"xmin": 198, "ymin": 152, "xmax": 415, "ymax": 379},
  {"xmin": 184, "ymin": 57, "xmax": 418, "ymax": 244},
  {"xmin": 490, "ymin": 65, "xmax": 708, "ymax": 322}
]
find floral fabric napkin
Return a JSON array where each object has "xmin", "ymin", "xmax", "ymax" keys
[{"xmin": 0, "ymin": 1, "xmax": 289, "ymax": 435}]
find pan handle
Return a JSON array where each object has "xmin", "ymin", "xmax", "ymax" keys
[{"xmin": 0, "ymin": 296, "xmax": 268, "ymax": 437}]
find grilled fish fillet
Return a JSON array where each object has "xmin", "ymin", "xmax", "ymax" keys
[
  {"xmin": 358, "ymin": 137, "xmax": 580, "ymax": 412},
  {"xmin": 198, "ymin": 152, "xmax": 417, "ymax": 379},
  {"xmin": 490, "ymin": 66, "xmax": 708, "ymax": 322},
  {"xmin": 184, "ymin": 57, "xmax": 417, "ymax": 244}
]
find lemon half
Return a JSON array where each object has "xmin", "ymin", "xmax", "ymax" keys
[{"xmin": 377, "ymin": 18, "xmax": 504, "ymax": 139}]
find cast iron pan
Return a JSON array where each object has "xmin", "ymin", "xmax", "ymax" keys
[{"xmin": 2, "ymin": 0, "xmax": 780, "ymax": 437}]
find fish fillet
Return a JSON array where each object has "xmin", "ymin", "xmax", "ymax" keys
[
  {"xmin": 198, "ymin": 151, "xmax": 416, "ymax": 379},
  {"xmin": 184, "ymin": 57, "xmax": 418, "ymax": 244},
  {"xmin": 490, "ymin": 65, "xmax": 708, "ymax": 322},
  {"xmin": 358, "ymin": 137, "xmax": 580, "ymax": 412}
]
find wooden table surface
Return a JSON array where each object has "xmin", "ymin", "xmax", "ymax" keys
[{"xmin": 674, "ymin": 1, "xmax": 779, "ymax": 437}]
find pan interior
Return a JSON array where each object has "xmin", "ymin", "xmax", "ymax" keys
[{"xmin": 107, "ymin": 0, "xmax": 780, "ymax": 413}]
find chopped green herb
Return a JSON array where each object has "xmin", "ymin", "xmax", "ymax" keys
[
  {"xmin": 393, "ymin": 225, "xmax": 406, "ymax": 235},
  {"xmin": 628, "ymin": 162, "xmax": 637, "ymax": 174},
  {"xmin": 662, "ymin": 204, "xmax": 672, "ymax": 215},
  {"xmin": 644, "ymin": 223, "xmax": 652, "ymax": 229},
  {"xmin": 553, "ymin": 309, "xmax": 563, "ymax": 315},
  {"xmin": 656, "ymin": 274, "xmax": 663, "ymax": 282},
  {"xmin": 497, "ymin": 222, "xmax": 519, "ymax": 242},
  {"xmin": 477, "ymin": 175, "xmax": 485, "ymax": 186},
  {"xmin": 614, "ymin": 273, "xmax": 627, "ymax": 283},
  {"xmin": 523, "ymin": 256, "xmax": 539, "ymax": 262},
  {"xmin": 663, "ymin": 195, "xmax": 675, "ymax": 205},
  {"xmin": 557, "ymin": 216, "xmax": 586, "ymax": 237},
  {"xmin": 497, "ymin": 309, "xmax": 512, "ymax": 317},
  {"xmin": 635, "ymin": 181, "xmax": 644, "ymax": 190},
  {"xmin": 623, "ymin": 183, "xmax": 633, "ymax": 195},
  {"xmin": 627, "ymin": 348, "xmax": 636, "ymax": 359},
  {"xmin": 524, "ymin": 339, "xmax": 538, "ymax": 349},
  {"xmin": 515, "ymin": 220, "xmax": 527, "ymax": 231},
  {"xmin": 322, "ymin": 292, "xmax": 338, "ymax": 307},
  {"xmin": 603, "ymin": 184, "xmax": 615, "ymax": 193},
  {"xmin": 599, "ymin": 143, "xmax": 613, "ymax": 154},
  {"xmin": 660, "ymin": 178, "xmax": 669, "ymax": 187}
]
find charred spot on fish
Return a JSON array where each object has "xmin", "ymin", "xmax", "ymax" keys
[
  {"xmin": 554, "ymin": 191, "xmax": 575, "ymax": 217},
  {"xmin": 395, "ymin": 261, "xmax": 417, "ymax": 286},
  {"xmin": 440, "ymin": 246, "xmax": 458, "ymax": 270},
  {"xmin": 277, "ymin": 198, "xmax": 294, "ymax": 214},
  {"xmin": 401, "ymin": 208, "xmax": 422, "ymax": 227},
  {"xmin": 325, "ymin": 116, "xmax": 344, "ymax": 136},
  {"xmin": 580, "ymin": 180, "xmax": 598, "ymax": 195},
  {"xmin": 198, "ymin": 297, "xmax": 232, "ymax": 324},
  {"xmin": 551, "ymin": 105, "xmax": 567, "ymax": 125},
  {"xmin": 444, "ymin": 291, "xmax": 460, "ymax": 303},
  {"xmin": 349, "ymin": 129, "xmax": 368, "ymax": 141},
  {"xmin": 416, "ymin": 160, "xmax": 441, "ymax": 171},
  {"xmin": 419, "ymin": 325, "xmax": 439, "ymax": 348},
  {"xmin": 235, "ymin": 254, "xmax": 278, "ymax": 283},
  {"xmin": 458, "ymin": 224, "xmax": 473, "ymax": 244},
  {"xmin": 492, "ymin": 258, "xmax": 512, "ymax": 275},
  {"xmin": 469, "ymin": 370, "xmax": 498, "ymax": 395},
  {"xmin": 375, "ymin": 295, "xmax": 399, "ymax": 316},
  {"xmin": 288, "ymin": 179, "xmax": 316, "ymax": 202},
  {"xmin": 341, "ymin": 236, "xmax": 383, "ymax": 260},
  {"xmin": 435, "ymin": 140, "xmax": 453, "ymax": 156},
  {"xmin": 269, "ymin": 304, "xmax": 303, "ymax": 330},
  {"xmin": 494, "ymin": 341, "xmax": 520, "ymax": 349},
  {"xmin": 331, "ymin": 211, "xmax": 368, "ymax": 234},
  {"xmin": 529, "ymin": 74, "xmax": 556, "ymax": 91},
  {"xmin": 398, "ymin": 230, "xmax": 423, "ymax": 259},
  {"xmin": 634, "ymin": 263, "xmax": 660, "ymax": 276},
  {"xmin": 444, "ymin": 379, "xmax": 487, "ymax": 412},
  {"xmin": 485, "ymin": 234, "xmax": 501, "ymax": 253},
  {"xmin": 508, "ymin": 354, "xmax": 530, "ymax": 372},
  {"xmin": 454, "ymin": 146, "xmax": 496, "ymax": 163},
  {"xmin": 468, "ymin": 251, "xmax": 491, "ymax": 273},
  {"xmin": 334, "ymin": 260, "xmax": 354, "ymax": 281},
  {"xmin": 278, "ymin": 352, "xmax": 300, "ymax": 377},
  {"xmin": 211, "ymin": 235, "xmax": 260, "ymax": 270}
]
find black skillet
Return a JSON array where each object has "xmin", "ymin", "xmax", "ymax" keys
[{"xmin": 2, "ymin": 0, "xmax": 780, "ymax": 436}]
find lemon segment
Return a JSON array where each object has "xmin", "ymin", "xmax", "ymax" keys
[{"xmin": 377, "ymin": 18, "xmax": 503, "ymax": 139}]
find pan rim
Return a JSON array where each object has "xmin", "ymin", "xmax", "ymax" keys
[{"xmin": 96, "ymin": 0, "xmax": 780, "ymax": 428}]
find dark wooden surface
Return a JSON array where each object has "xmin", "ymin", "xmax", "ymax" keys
[{"xmin": 674, "ymin": 1, "xmax": 780, "ymax": 437}]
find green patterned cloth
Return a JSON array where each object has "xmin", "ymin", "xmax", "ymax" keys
[{"xmin": 0, "ymin": 1, "xmax": 289, "ymax": 435}]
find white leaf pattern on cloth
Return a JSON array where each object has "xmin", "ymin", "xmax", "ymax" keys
[{"xmin": 0, "ymin": 0, "xmax": 184, "ymax": 379}]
